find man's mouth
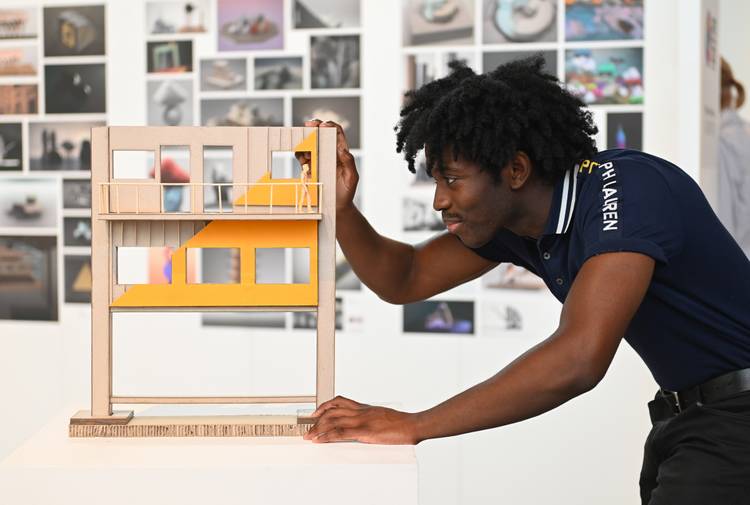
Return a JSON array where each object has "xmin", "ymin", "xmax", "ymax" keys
[{"xmin": 443, "ymin": 218, "xmax": 463, "ymax": 233}]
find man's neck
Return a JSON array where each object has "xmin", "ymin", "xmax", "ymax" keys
[{"xmin": 506, "ymin": 181, "xmax": 555, "ymax": 240}]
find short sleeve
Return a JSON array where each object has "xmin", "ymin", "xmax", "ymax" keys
[{"xmin": 575, "ymin": 157, "xmax": 685, "ymax": 265}]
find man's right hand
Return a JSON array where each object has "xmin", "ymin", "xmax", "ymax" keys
[{"xmin": 303, "ymin": 119, "xmax": 359, "ymax": 213}]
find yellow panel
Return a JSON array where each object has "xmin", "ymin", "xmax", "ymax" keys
[
  {"xmin": 112, "ymin": 220, "xmax": 318, "ymax": 307},
  {"xmin": 235, "ymin": 130, "xmax": 318, "ymax": 207}
]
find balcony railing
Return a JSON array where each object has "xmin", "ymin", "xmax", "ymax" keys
[{"xmin": 98, "ymin": 181, "xmax": 323, "ymax": 216}]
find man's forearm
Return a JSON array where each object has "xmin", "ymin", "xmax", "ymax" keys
[
  {"xmin": 337, "ymin": 204, "xmax": 416, "ymax": 302},
  {"xmin": 412, "ymin": 331, "xmax": 603, "ymax": 442}
]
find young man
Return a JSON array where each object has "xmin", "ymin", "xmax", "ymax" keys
[{"xmin": 302, "ymin": 57, "xmax": 750, "ymax": 503}]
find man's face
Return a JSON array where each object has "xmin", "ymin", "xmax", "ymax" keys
[{"xmin": 431, "ymin": 152, "xmax": 516, "ymax": 248}]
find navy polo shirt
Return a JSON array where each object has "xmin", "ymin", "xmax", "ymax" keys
[{"xmin": 471, "ymin": 149, "xmax": 750, "ymax": 391}]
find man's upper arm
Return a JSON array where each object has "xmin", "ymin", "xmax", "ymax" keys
[
  {"xmin": 397, "ymin": 232, "xmax": 498, "ymax": 303},
  {"xmin": 556, "ymin": 251, "xmax": 655, "ymax": 387}
]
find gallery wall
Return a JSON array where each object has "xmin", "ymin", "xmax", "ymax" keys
[{"xmin": 0, "ymin": 1, "xmax": 705, "ymax": 504}]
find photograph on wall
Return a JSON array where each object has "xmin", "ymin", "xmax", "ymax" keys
[
  {"xmin": 0, "ymin": 235, "xmax": 58, "ymax": 321},
  {"xmin": 201, "ymin": 97, "xmax": 283, "ymax": 126},
  {"xmin": 292, "ymin": 297, "xmax": 343, "ymax": 330},
  {"xmin": 147, "ymin": 79, "xmax": 193, "ymax": 126},
  {"xmin": 565, "ymin": 0, "xmax": 643, "ymax": 42},
  {"xmin": 63, "ymin": 179, "xmax": 91, "ymax": 209},
  {"xmin": 43, "ymin": 5, "xmax": 105, "ymax": 57},
  {"xmin": 63, "ymin": 217, "xmax": 91, "ymax": 247},
  {"xmin": 146, "ymin": 0, "xmax": 209, "ymax": 35},
  {"xmin": 403, "ymin": 0, "xmax": 474, "ymax": 47},
  {"xmin": 0, "ymin": 123, "xmax": 22, "ymax": 171},
  {"xmin": 292, "ymin": 96, "xmax": 360, "ymax": 148},
  {"xmin": 0, "ymin": 84, "xmax": 38, "ymax": 115},
  {"xmin": 403, "ymin": 300, "xmax": 474, "ymax": 335},
  {"xmin": 147, "ymin": 40, "xmax": 193, "ymax": 73},
  {"xmin": 482, "ymin": 263, "xmax": 545, "ymax": 290},
  {"xmin": 403, "ymin": 195, "xmax": 443, "ymax": 232},
  {"xmin": 565, "ymin": 48, "xmax": 643, "ymax": 105},
  {"xmin": 0, "ymin": 46, "xmax": 37, "ymax": 76},
  {"xmin": 293, "ymin": 0, "xmax": 360, "ymax": 29},
  {"xmin": 64, "ymin": 254, "xmax": 91, "ymax": 304},
  {"xmin": 29, "ymin": 121, "xmax": 102, "ymax": 171},
  {"xmin": 255, "ymin": 56, "xmax": 302, "ymax": 90},
  {"xmin": 203, "ymin": 312, "xmax": 287, "ymax": 328},
  {"xmin": 45, "ymin": 64, "xmax": 106, "ymax": 113},
  {"xmin": 480, "ymin": 301, "xmax": 523, "ymax": 334},
  {"xmin": 482, "ymin": 0, "xmax": 557, "ymax": 44},
  {"xmin": 409, "ymin": 151, "xmax": 433, "ymax": 185},
  {"xmin": 483, "ymin": 49, "xmax": 557, "ymax": 75},
  {"xmin": 311, "ymin": 35, "xmax": 360, "ymax": 89},
  {"xmin": 405, "ymin": 53, "xmax": 438, "ymax": 92},
  {"xmin": 200, "ymin": 58, "xmax": 246, "ymax": 91},
  {"xmin": 0, "ymin": 178, "xmax": 58, "ymax": 228},
  {"xmin": 218, "ymin": 0, "xmax": 283, "ymax": 52},
  {"xmin": 606, "ymin": 112, "xmax": 642, "ymax": 150},
  {"xmin": 0, "ymin": 8, "xmax": 37, "ymax": 39}
]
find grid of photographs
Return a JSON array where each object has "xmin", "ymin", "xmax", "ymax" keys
[
  {"xmin": 400, "ymin": 0, "xmax": 644, "ymax": 337},
  {"xmin": 0, "ymin": 4, "xmax": 106, "ymax": 319}
]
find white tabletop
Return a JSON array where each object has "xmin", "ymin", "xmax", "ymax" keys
[{"xmin": 1, "ymin": 408, "xmax": 419, "ymax": 505}]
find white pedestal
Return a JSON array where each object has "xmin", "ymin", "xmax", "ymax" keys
[{"xmin": 1, "ymin": 410, "xmax": 419, "ymax": 505}]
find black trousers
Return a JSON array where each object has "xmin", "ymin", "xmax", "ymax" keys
[{"xmin": 640, "ymin": 390, "xmax": 750, "ymax": 504}]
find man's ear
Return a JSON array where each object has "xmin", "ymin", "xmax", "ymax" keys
[{"xmin": 507, "ymin": 151, "xmax": 532, "ymax": 190}]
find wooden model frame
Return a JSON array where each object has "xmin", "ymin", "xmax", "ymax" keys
[{"xmin": 69, "ymin": 126, "xmax": 336, "ymax": 437}]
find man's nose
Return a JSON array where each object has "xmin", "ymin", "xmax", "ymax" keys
[{"xmin": 433, "ymin": 185, "xmax": 449, "ymax": 212}]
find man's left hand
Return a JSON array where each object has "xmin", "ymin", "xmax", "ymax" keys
[{"xmin": 303, "ymin": 396, "xmax": 420, "ymax": 444}]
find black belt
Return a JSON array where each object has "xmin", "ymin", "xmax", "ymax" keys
[{"xmin": 656, "ymin": 368, "xmax": 750, "ymax": 417}]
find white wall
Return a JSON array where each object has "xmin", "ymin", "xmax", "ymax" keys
[{"xmin": 0, "ymin": 1, "xmax": 704, "ymax": 504}]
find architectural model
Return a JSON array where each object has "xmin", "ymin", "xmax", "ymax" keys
[{"xmin": 69, "ymin": 126, "xmax": 336, "ymax": 437}]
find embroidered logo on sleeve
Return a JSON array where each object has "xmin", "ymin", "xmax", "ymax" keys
[{"xmin": 599, "ymin": 161, "xmax": 619, "ymax": 231}]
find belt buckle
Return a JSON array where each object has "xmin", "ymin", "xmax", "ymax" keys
[{"xmin": 660, "ymin": 389, "xmax": 682, "ymax": 413}]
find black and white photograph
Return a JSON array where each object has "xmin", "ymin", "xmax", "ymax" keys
[
  {"xmin": 146, "ymin": 0, "xmax": 209, "ymax": 35},
  {"xmin": 336, "ymin": 245, "xmax": 360, "ymax": 290},
  {"xmin": 405, "ymin": 53, "xmax": 438, "ymax": 92},
  {"xmin": 202, "ymin": 311, "xmax": 286, "ymax": 328},
  {"xmin": 64, "ymin": 254, "xmax": 91, "ymax": 304},
  {"xmin": 310, "ymin": 35, "xmax": 360, "ymax": 89},
  {"xmin": 292, "ymin": 96, "xmax": 360, "ymax": 148},
  {"xmin": 44, "ymin": 64, "xmax": 106, "ymax": 114},
  {"xmin": 0, "ymin": 123, "xmax": 23, "ymax": 171},
  {"xmin": 483, "ymin": 49, "xmax": 557, "ymax": 75},
  {"xmin": 480, "ymin": 302, "xmax": 523, "ymax": 334},
  {"xmin": 43, "ymin": 5, "xmax": 105, "ymax": 57},
  {"xmin": 0, "ymin": 178, "xmax": 58, "ymax": 228},
  {"xmin": 255, "ymin": 56, "xmax": 302, "ymax": 90},
  {"xmin": 403, "ymin": 0, "xmax": 474, "ymax": 46},
  {"xmin": 293, "ymin": 0, "xmax": 360, "ymax": 29},
  {"xmin": 201, "ymin": 97, "xmax": 283, "ymax": 126},
  {"xmin": 482, "ymin": 0, "xmax": 557, "ymax": 44},
  {"xmin": 147, "ymin": 40, "xmax": 193, "ymax": 74},
  {"xmin": 29, "ymin": 121, "xmax": 102, "ymax": 171},
  {"xmin": 200, "ymin": 58, "xmax": 246, "ymax": 91},
  {"xmin": 403, "ymin": 196, "xmax": 444, "ymax": 232},
  {"xmin": 63, "ymin": 217, "xmax": 92, "ymax": 247},
  {"xmin": 62, "ymin": 179, "xmax": 91, "ymax": 209},
  {"xmin": 607, "ymin": 112, "xmax": 643, "ymax": 150},
  {"xmin": 0, "ymin": 235, "xmax": 58, "ymax": 321},
  {"xmin": 403, "ymin": 300, "xmax": 475, "ymax": 335},
  {"xmin": 147, "ymin": 79, "xmax": 193, "ymax": 126}
]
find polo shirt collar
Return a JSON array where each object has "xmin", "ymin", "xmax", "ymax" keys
[{"xmin": 542, "ymin": 163, "xmax": 579, "ymax": 236}]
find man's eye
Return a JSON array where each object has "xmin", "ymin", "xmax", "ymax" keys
[{"xmin": 445, "ymin": 177, "xmax": 457, "ymax": 185}]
